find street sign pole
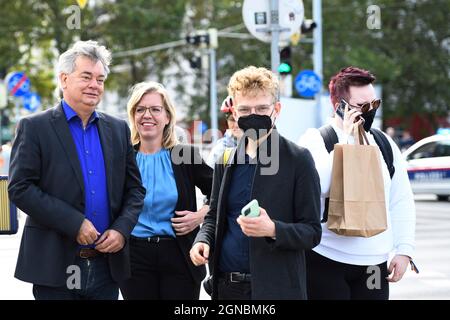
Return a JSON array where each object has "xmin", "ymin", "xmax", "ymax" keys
[
  {"xmin": 209, "ymin": 47, "xmax": 218, "ymax": 143},
  {"xmin": 270, "ymin": 0, "xmax": 280, "ymax": 74},
  {"xmin": 15, "ymin": 99, "xmax": 20, "ymax": 122},
  {"xmin": 208, "ymin": 28, "xmax": 219, "ymax": 144},
  {"xmin": 313, "ymin": 0, "xmax": 323, "ymax": 128},
  {"xmin": 243, "ymin": 0, "xmax": 304, "ymax": 76}
]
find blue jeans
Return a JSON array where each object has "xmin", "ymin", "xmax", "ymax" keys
[{"xmin": 33, "ymin": 256, "xmax": 119, "ymax": 300}]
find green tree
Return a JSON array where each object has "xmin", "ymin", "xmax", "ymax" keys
[
  {"xmin": 2, "ymin": 0, "xmax": 448, "ymax": 134},
  {"xmin": 99, "ymin": 0, "xmax": 186, "ymax": 98},
  {"xmin": 316, "ymin": 0, "xmax": 450, "ymax": 131}
]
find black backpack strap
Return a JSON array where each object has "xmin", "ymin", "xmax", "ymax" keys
[
  {"xmin": 370, "ymin": 128, "xmax": 395, "ymax": 179},
  {"xmin": 319, "ymin": 125, "xmax": 338, "ymax": 153},
  {"xmin": 318, "ymin": 125, "xmax": 339, "ymax": 223}
]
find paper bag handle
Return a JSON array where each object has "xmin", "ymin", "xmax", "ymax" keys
[
  {"xmin": 358, "ymin": 125, "xmax": 370, "ymax": 145},
  {"xmin": 352, "ymin": 124, "xmax": 370, "ymax": 145}
]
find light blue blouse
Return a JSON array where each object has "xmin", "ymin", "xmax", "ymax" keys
[{"xmin": 131, "ymin": 149, "xmax": 178, "ymax": 238}]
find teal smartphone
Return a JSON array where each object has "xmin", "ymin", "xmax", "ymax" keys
[{"xmin": 241, "ymin": 199, "xmax": 260, "ymax": 218}]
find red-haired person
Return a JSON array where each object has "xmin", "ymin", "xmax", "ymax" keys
[{"xmin": 298, "ymin": 66, "xmax": 417, "ymax": 300}]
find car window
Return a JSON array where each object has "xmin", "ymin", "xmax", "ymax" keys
[
  {"xmin": 434, "ymin": 140, "xmax": 450, "ymax": 157},
  {"xmin": 407, "ymin": 142, "xmax": 437, "ymax": 160}
]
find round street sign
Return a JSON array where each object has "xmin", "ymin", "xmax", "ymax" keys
[
  {"xmin": 6, "ymin": 72, "xmax": 31, "ymax": 97},
  {"xmin": 243, "ymin": 0, "xmax": 304, "ymax": 43},
  {"xmin": 23, "ymin": 92, "xmax": 41, "ymax": 112},
  {"xmin": 294, "ymin": 70, "xmax": 321, "ymax": 98}
]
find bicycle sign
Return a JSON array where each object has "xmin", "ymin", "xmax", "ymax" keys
[{"xmin": 294, "ymin": 70, "xmax": 321, "ymax": 98}]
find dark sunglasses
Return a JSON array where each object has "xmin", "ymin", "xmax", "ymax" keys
[{"xmin": 342, "ymin": 98, "xmax": 381, "ymax": 113}]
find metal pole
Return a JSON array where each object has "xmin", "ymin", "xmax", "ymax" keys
[
  {"xmin": 313, "ymin": 0, "xmax": 323, "ymax": 128},
  {"xmin": 209, "ymin": 48, "xmax": 218, "ymax": 143},
  {"xmin": 270, "ymin": 0, "xmax": 280, "ymax": 74},
  {"xmin": 15, "ymin": 98, "xmax": 20, "ymax": 122}
]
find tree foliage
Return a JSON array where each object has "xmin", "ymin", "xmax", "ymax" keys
[{"xmin": 0, "ymin": 0, "xmax": 448, "ymax": 131}]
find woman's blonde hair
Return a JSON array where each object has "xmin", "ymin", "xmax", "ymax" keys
[
  {"xmin": 127, "ymin": 81, "xmax": 178, "ymax": 148},
  {"xmin": 227, "ymin": 66, "xmax": 279, "ymax": 102}
]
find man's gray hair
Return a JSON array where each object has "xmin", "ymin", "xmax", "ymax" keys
[{"xmin": 57, "ymin": 40, "xmax": 112, "ymax": 82}]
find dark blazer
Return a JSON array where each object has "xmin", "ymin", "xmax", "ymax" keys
[
  {"xmin": 8, "ymin": 103, "xmax": 146, "ymax": 287},
  {"xmin": 194, "ymin": 130, "xmax": 322, "ymax": 300},
  {"xmin": 133, "ymin": 143, "xmax": 213, "ymax": 284}
]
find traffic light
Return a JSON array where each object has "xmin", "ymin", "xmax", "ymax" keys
[
  {"xmin": 188, "ymin": 53, "xmax": 209, "ymax": 70},
  {"xmin": 189, "ymin": 55, "xmax": 202, "ymax": 69},
  {"xmin": 185, "ymin": 33, "xmax": 210, "ymax": 46},
  {"xmin": 301, "ymin": 19, "xmax": 317, "ymax": 34},
  {"xmin": 278, "ymin": 46, "xmax": 292, "ymax": 75}
]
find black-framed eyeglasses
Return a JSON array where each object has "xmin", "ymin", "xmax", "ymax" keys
[{"xmin": 135, "ymin": 106, "xmax": 164, "ymax": 116}]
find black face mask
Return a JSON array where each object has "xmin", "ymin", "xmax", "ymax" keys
[
  {"xmin": 361, "ymin": 108, "xmax": 377, "ymax": 132},
  {"xmin": 238, "ymin": 113, "xmax": 274, "ymax": 140}
]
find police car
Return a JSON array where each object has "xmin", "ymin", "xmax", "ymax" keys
[{"xmin": 403, "ymin": 129, "xmax": 450, "ymax": 201}]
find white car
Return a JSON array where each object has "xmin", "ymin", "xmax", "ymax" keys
[{"xmin": 403, "ymin": 132, "xmax": 450, "ymax": 201}]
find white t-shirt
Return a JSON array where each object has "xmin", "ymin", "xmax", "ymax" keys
[{"xmin": 298, "ymin": 121, "xmax": 415, "ymax": 265}]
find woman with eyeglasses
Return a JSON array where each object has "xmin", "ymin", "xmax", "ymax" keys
[{"xmin": 119, "ymin": 81, "xmax": 213, "ymax": 300}]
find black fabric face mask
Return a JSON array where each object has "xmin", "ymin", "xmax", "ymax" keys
[
  {"xmin": 238, "ymin": 114, "xmax": 274, "ymax": 140},
  {"xmin": 361, "ymin": 108, "xmax": 377, "ymax": 132}
]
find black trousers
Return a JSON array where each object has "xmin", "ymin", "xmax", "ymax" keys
[
  {"xmin": 119, "ymin": 237, "xmax": 199, "ymax": 300},
  {"xmin": 306, "ymin": 250, "xmax": 389, "ymax": 300},
  {"xmin": 217, "ymin": 278, "xmax": 252, "ymax": 300}
]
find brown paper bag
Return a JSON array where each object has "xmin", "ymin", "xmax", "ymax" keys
[{"xmin": 327, "ymin": 125, "xmax": 387, "ymax": 237}]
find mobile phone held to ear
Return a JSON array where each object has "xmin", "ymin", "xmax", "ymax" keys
[
  {"xmin": 336, "ymin": 99, "xmax": 370, "ymax": 121},
  {"xmin": 336, "ymin": 99, "xmax": 347, "ymax": 119},
  {"xmin": 241, "ymin": 199, "xmax": 260, "ymax": 217}
]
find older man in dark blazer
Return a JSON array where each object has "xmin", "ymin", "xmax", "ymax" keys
[{"xmin": 8, "ymin": 40, "xmax": 145, "ymax": 300}]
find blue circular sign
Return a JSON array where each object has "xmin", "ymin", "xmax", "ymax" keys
[
  {"xmin": 7, "ymin": 72, "xmax": 31, "ymax": 97},
  {"xmin": 294, "ymin": 70, "xmax": 321, "ymax": 98},
  {"xmin": 23, "ymin": 92, "xmax": 41, "ymax": 112}
]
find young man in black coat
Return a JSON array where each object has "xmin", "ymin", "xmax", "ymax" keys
[{"xmin": 190, "ymin": 66, "xmax": 322, "ymax": 300}]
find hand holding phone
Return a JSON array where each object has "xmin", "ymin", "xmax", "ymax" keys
[
  {"xmin": 335, "ymin": 99, "xmax": 346, "ymax": 119},
  {"xmin": 336, "ymin": 99, "xmax": 370, "ymax": 120},
  {"xmin": 241, "ymin": 199, "xmax": 260, "ymax": 218}
]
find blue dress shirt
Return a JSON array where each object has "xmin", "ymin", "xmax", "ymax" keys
[{"xmin": 62, "ymin": 101, "xmax": 110, "ymax": 243}]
